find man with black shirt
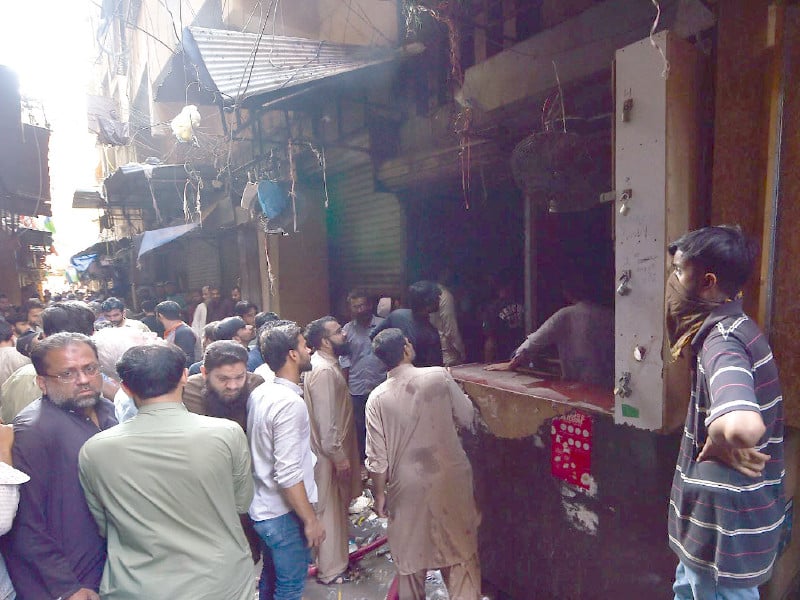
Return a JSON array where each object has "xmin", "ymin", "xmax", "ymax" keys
[
  {"xmin": 372, "ymin": 281, "xmax": 443, "ymax": 367},
  {"xmin": 156, "ymin": 300, "xmax": 196, "ymax": 367},
  {"xmin": 3, "ymin": 333, "xmax": 117, "ymax": 600}
]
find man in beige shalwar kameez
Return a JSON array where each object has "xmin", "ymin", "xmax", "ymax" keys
[
  {"xmin": 304, "ymin": 317, "xmax": 363, "ymax": 584},
  {"xmin": 366, "ymin": 328, "xmax": 481, "ymax": 600}
]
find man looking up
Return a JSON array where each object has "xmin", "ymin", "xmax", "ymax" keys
[
  {"xmin": 372, "ymin": 280, "xmax": 443, "ymax": 367},
  {"xmin": 234, "ymin": 300, "xmax": 259, "ymax": 328},
  {"xmin": 100, "ymin": 297, "xmax": 150, "ymax": 332},
  {"xmin": 2, "ymin": 332, "xmax": 117, "ymax": 600},
  {"xmin": 78, "ymin": 344, "xmax": 255, "ymax": 600},
  {"xmin": 214, "ymin": 316, "xmax": 256, "ymax": 350},
  {"xmin": 304, "ymin": 317, "xmax": 362, "ymax": 585},
  {"xmin": 666, "ymin": 226, "xmax": 784, "ymax": 599},
  {"xmin": 155, "ymin": 300, "xmax": 196, "ymax": 367},
  {"xmin": 367, "ymin": 328, "xmax": 481, "ymax": 599},
  {"xmin": 340, "ymin": 290, "xmax": 386, "ymax": 465},
  {"xmin": 249, "ymin": 322, "xmax": 325, "ymax": 600}
]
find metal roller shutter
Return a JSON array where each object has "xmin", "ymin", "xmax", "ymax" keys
[
  {"xmin": 327, "ymin": 163, "xmax": 405, "ymax": 309},
  {"xmin": 185, "ymin": 235, "xmax": 221, "ymax": 292}
]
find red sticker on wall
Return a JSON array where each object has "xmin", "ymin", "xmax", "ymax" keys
[{"xmin": 551, "ymin": 411, "xmax": 593, "ymax": 489}]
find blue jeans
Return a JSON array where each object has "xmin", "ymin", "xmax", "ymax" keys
[
  {"xmin": 673, "ymin": 561, "xmax": 759, "ymax": 600},
  {"xmin": 254, "ymin": 512, "xmax": 311, "ymax": 600}
]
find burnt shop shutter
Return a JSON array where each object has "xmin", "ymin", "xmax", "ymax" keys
[
  {"xmin": 185, "ymin": 235, "xmax": 221, "ymax": 291},
  {"xmin": 328, "ymin": 165, "xmax": 405, "ymax": 304}
]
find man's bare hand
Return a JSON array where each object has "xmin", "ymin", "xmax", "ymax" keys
[
  {"xmin": 697, "ymin": 437, "xmax": 770, "ymax": 478},
  {"xmin": 334, "ymin": 458, "xmax": 351, "ymax": 480},
  {"xmin": 66, "ymin": 588, "xmax": 101, "ymax": 600},
  {"xmin": 303, "ymin": 516, "xmax": 326, "ymax": 549},
  {"xmin": 484, "ymin": 361, "xmax": 512, "ymax": 372}
]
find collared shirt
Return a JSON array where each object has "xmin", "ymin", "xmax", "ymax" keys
[
  {"xmin": 182, "ymin": 371, "xmax": 264, "ymax": 432},
  {"xmin": 254, "ymin": 362, "xmax": 275, "ymax": 383},
  {"xmin": 78, "ymin": 402, "xmax": 254, "ymax": 600},
  {"xmin": 248, "ymin": 377, "xmax": 317, "ymax": 521},
  {"xmin": 113, "ymin": 388, "xmax": 138, "ymax": 424},
  {"xmin": 2, "ymin": 396, "xmax": 117, "ymax": 600},
  {"xmin": 668, "ymin": 299, "xmax": 785, "ymax": 588},
  {"xmin": 247, "ymin": 344, "xmax": 264, "ymax": 372},
  {"xmin": 340, "ymin": 315, "xmax": 386, "ymax": 395}
]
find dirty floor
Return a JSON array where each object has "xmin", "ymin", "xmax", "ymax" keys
[{"xmin": 255, "ymin": 490, "xmax": 450, "ymax": 600}]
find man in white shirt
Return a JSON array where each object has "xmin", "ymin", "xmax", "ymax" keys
[
  {"xmin": 248, "ymin": 322, "xmax": 325, "ymax": 600},
  {"xmin": 99, "ymin": 297, "xmax": 150, "ymax": 332}
]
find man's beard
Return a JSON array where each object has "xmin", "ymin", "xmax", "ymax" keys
[
  {"xmin": 206, "ymin": 385, "xmax": 249, "ymax": 416},
  {"xmin": 49, "ymin": 392, "xmax": 100, "ymax": 410},
  {"xmin": 299, "ymin": 358, "xmax": 313, "ymax": 373},
  {"xmin": 331, "ymin": 340, "xmax": 351, "ymax": 357}
]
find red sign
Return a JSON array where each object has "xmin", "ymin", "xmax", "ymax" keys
[{"xmin": 551, "ymin": 411, "xmax": 593, "ymax": 489}]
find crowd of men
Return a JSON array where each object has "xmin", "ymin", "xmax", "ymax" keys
[
  {"xmin": 0, "ymin": 225, "xmax": 787, "ymax": 600},
  {"xmin": 0, "ymin": 278, "xmax": 484, "ymax": 600}
]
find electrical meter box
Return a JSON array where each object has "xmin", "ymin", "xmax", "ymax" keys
[{"xmin": 613, "ymin": 31, "xmax": 704, "ymax": 431}]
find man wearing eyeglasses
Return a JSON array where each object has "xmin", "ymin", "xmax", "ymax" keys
[{"xmin": 2, "ymin": 332, "xmax": 117, "ymax": 600}]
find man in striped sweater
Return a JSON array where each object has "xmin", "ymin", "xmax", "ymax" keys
[{"xmin": 666, "ymin": 226, "xmax": 784, "ymax": 599}]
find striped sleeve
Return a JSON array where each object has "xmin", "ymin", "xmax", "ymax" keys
[{"xmin": 701, "ymin": 331, "xmax": 759, "ymax": 428}]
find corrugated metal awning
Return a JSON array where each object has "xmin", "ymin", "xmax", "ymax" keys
[{"xmin": 155, "ymin": 26, "xmax": 423, "ymax": 105}]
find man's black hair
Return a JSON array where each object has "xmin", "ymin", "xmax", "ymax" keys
[
  {"xmin": 140, "ymin": 299, "xmax": 156, "ymax": 312},
  {"xmin": 41, "ymin": 301, "xmax": 96, "ymax": 337},
  {"xmin": 304, "ymin": 316, "xmax": 336, "ymax": 351},
  {"xmin": 668, "ymin": 225, "xmax": 759, "ymax": 298},
  {"xmin": 116, "ymin": 344, "xmax": 186, "ymax": 400},
  {"xmin": 234, "ymin": 301, "xmax": 258, "ymax": 318},
  {"xmin": 16, "ymin": 331, "xmax": 40, "ymax": 358},
  {"xmin": 204, "ymin": 321, "xmax": 219, "ymax": 342},
  {"xmin": 346, "ymin": 289, "xmax": 372, "ymax": 302},
  {"xmin": 255, "ymin": 311, "xmax": 279, "ymax": 330},
  {"xmin": 203, "ymin": 340, "xmax": 249, "ymax": 371},
  {"xmin": 214, "ymin": 317, "xmax": 247, "ymax": 341},
  {"xmin": 24, "ymin": 298, "xmax": 44, "ymax": 311},
  {"xmin": 0, "ymin": 320, "xmax": 12, "ymax": 343},
  {"xmin": 258, "ymin": 321, "xmax": 302, "ymax": 372},
  {"xmin": 31, "ymin": 332, "xmax": 97, "ymax": 376},
  {"xmin": 9, "ymin": 310, "xmax": 28, "ymax": 326},
  {"xmin": 100, "ymin": 297, "xmax": 125, "ymax": 313},
  {"xmin": 372, "ymin": 328, "xmax": 407, "ymax": 369},
  {"xmin": 155, "ymin": 300, "xmax": 182, "ymax": 320},
  {"xmin": 407, "ymin": 280, "xmax": 441, "ymax": 313}
]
